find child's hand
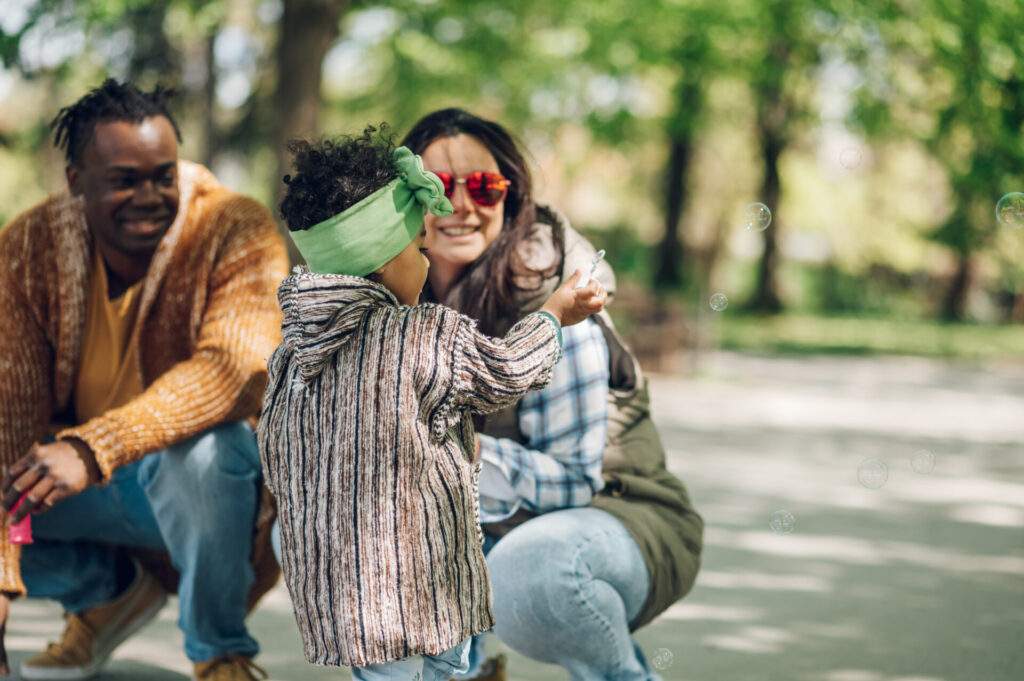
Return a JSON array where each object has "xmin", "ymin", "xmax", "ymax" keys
[{"xmin": 540, "ymin": 270, "xmax": 607, "ymax": 327}]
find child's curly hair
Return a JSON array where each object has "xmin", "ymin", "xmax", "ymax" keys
[{"xmin": 280, "ymin": 124, "xmax": 398, "ymax": 232}]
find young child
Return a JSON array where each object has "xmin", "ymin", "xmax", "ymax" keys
[{"xmin": 257, "ymin": 127, "xmax": 606, "ymax": 681}]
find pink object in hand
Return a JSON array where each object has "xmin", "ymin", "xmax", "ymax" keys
[{"xmin": 9, "ymin": 494, "xmax": 33, "ymax": 545}]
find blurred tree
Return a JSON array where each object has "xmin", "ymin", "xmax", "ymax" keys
[
  {"xmin": 0, "ymin": 0, "xmax": 219, "ymax": 162},
  {"xmin": 272, "ymin": 0, "xmax": 347, "ymax": 262},
  {"xmin": 654, "ymin": 19, "xmax": 710, "ymax": 292},
  {"xmin": 851, "ymin": 0, "xmax": 1024, "ymax": 320},
  {"xmin": 323, "ymin": 0, "xmax": 724, "ymax": 293},
  {"xmin": 127, "ymin": 4, "xmax": 177, "ymax": 82},
  {"xmin": 0, "ymin": 0, "xmax": 348, "ymax": 247},
  {"xmin": 272, "ymin": 3, "xmax": 344, "ymax": 170},
  {"xmin": 5, "ymin": 0, "xmax": 1019, "ymax": 328},
  {"xmin": 741, "ymin": 0, "xmax": 830, "ymax": 313}
]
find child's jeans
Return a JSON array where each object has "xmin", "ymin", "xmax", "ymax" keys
[{"xmin": 351, "ymin": 639, "xmax": 470, "ymax": 681}]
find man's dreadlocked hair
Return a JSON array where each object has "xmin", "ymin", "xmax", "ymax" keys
[{"xmin": 51, "ymin": 79, "xmax": 181, "ymax": 165}]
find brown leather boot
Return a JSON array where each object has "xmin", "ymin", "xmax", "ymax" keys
[
  {"xmin": 193, "ymin": 655, "xmax": 268, "ymax": 681},
  {"xmin": 20, "ymin": 560, "xmax": 167, "ymax": 680}
]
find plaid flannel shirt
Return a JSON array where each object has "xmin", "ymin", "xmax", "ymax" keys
[{"xmin": 478, "ymin": 317, "xmax": 609, "ymax": 522}]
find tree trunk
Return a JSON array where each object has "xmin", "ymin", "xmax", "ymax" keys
[
  {"xmin": 748, "ymin": 35, "xmax": 790, "ymax": 314},
  {"xmin": 1010, "ymin": 291, "xmax": 1024, "ymax": 324},
  {"xmin": 127, "ymin": 5, "xmax": 176, "ymax": 85},
  {"xmin": 274, "ymin": 0, "xmax": 347, "ymax": 263},
  {"xmin": 942, "ymin": 250, "xmax": 974, "ymax": 321},
  {"xmin": 655, "ymin": 67, "xmax": 702, "ymax": 291},
  {"xmin": 749, "ymin": 131, "xmax": 784, "ymax": 313},
  {"xmin": 202, "ymin": 35, "xmax": 220, "ymax": 169},
  {"xmin": 655, "ymin": 137, "xmax": 690, "ymax": 290}
]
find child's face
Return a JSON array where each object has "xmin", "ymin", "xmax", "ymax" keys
[{"xmin": 377, "ymin": 227, "xmax": 429, "ymax": 306}]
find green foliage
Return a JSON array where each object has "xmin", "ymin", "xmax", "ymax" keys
[
  {"xmin": 845, "ymin": 0, "xmax": 1024, "ymax": 317},
  {"xmin": 580, "ymin": 225, "xmax": 656, "ymax": 288},
  {"xmin": 2, "ymin": 0, "xmax": 1024, "ymax": 339},
  {"xmin": 720, "ymin": 313, "xmax": 1024, "ymax": 359}
]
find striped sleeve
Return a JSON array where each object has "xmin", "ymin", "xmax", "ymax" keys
[{"xmin": 417, "ymin": 308, "xmax": 562, "ymax": 442}]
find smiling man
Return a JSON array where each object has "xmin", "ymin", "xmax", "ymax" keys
[{"xmin": 0, "ymin": 80, "xmax": 288, "ymax": 681}]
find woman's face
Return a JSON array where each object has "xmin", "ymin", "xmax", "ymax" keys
[{"xmin": 420, "ymin": 134, "xmax": 505, "ymax": 288}]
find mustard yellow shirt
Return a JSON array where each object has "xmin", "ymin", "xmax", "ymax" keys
[{"xmin": 74, "ymin": 243, "xmax": 144, "ymax": 425}]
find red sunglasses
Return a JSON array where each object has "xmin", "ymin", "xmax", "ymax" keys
[{"xmin": 433, "ymin": 171, "xmax": 510, "ymax": 207}]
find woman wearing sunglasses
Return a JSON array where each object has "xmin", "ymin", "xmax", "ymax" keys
[{"xmin": 402, "ymin": 109, "xmax": 703, "ymax": 681}]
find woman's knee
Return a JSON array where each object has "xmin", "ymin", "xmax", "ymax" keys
[
  {"xmin": 487, "ymin": 508, "xmax": 647, "ymax": 646},
  {"xmin": 487, "ymin": 510, "xmax": 612, "ymax": 639},
  {"xmin": 486, "ymin": 510, "xmax": 593, "ymax": 599}
]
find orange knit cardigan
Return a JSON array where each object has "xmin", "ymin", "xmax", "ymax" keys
[{"xmin": 0, "ymin": 161, "xmax": 289, "ymax": 596}]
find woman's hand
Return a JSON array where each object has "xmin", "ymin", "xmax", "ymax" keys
[{"xmin": 540, "ymin": 270, "xmax": 607, "ymax": 327}]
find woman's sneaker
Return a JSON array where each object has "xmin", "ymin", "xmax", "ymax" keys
[
  {"xmin": 452, "ymin": 654, "xmax": 506, "ymax": 681},
  {"xmin": 20, "ymin": 560, "xmax": 167, "ymax": 680}
]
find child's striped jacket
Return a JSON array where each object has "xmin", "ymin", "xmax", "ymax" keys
[{"xmin": 257, "ymin": 270, "xmax": 561, "ymax": 667}]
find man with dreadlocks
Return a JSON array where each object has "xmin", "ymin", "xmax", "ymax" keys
[{"xmin": 0, "ymin": 80, "xmax": 288, "ymax": 681}]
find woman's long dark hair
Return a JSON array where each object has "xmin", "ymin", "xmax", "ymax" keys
[{"xmin": 401, "ymin": 108, "xmax": 563, "ymax": 334}]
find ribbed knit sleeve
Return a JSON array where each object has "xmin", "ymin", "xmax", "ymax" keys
[
  {"xmin": 417, "ymin": 309, "xmax": 562, "ymax": 442},
  {"xmin": 0, "ymin": 211, "xmax": 53, "ymax": 596},
  {"xmin": 59, "ymin": 196, "xmax": 289, "ymax": 480}
]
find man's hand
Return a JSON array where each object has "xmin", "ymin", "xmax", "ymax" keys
[
  {"xmin": 2, "ymin": 440, "xmax": 100, "ymax": 524},
  {"xmin": 0, "ymin": 592, "xmax": 9, "ymax": 675}
]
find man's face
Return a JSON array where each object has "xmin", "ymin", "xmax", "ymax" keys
[{"xmin": 67, "ymin": 116, "xmax": 180, "ymax": 258}]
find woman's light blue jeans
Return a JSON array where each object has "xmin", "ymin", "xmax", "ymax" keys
[
  {"xmin": 351, "ymin": 639, "xmax": 470, "ymax": 681},
  {"xmin": 459, "ymin": 507, "xmax": 661, "ymax": 681},
  {"xmin": 20, "ymin": 422, "xmax": 262, "ymax": 663}
]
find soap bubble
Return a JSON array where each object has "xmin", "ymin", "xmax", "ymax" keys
[
  {"xmin": 857, "ymin": 458, "xmax": 888, "ymax": 489},
  {"xmin": 996, "ymin": 192, "xmax": 1024, "ymax": 230},
  {"xmin": 744, "ymin": 202, "xmax": 772, "ymax": 232},
  {"xmin": 911, "ymin": 449, "xmax": 935, "ymax": 474},
  {"xmin": 769, "ymin": 510, "xmax": 796, "ymax": 534},
  {"xmin": 839, "ymin": 147, "xmax": 862, "ymax": 169},
  {"xmin": 651, "ymin": 648, "xmax": 674, "ymax": 670},
  {"xmin": 709, "ymin": 292, "xmax": 729, "ymax": 312}
]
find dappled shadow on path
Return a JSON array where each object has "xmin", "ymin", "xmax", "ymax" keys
[
  {"xmin": 632, "ymin": 356, "xmax": 1024, "ymax": 681},
  {"xmin": 7, "ymin": 355, "xmax": 1022, "ymax": 681}
]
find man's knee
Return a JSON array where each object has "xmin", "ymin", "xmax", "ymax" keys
[
  {"xmin": 151, "ymin": 422, "xmax": 260, "ymax": 485},
  {"xmin": 139, "ymin": 422, "xmax": 261, "ymax": 526}
]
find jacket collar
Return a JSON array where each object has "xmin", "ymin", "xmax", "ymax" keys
[{"xmin": 278, "ymin": 268, "xmax": 398, "ymax": 379}]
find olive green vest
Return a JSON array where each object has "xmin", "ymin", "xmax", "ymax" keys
[{"xmin": 476, "ymin": 211, "xmax": 704, "ymax": 630}]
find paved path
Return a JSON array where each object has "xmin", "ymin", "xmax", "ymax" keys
[{"xmin": 8, "ymin": 352, "xmax": 1024, "ymax": 680}]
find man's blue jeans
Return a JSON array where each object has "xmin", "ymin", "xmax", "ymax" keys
[
  {"xmin": 460, "ymin": 507, "xmax": 661, "ymax": 681},
  {"xmin": 20, "ymin": 422, "xmax": 262, "ymax": 663}
]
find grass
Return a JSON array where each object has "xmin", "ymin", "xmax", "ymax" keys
[{"xmin": 717, "ymin": 313, "xmax": 1024, "ymax": 361}]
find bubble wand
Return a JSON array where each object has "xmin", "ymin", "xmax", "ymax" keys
[
  {"xmin": 575, "ymin": 249, "xmax": 606, "ymax": 289},
  {"xmin": 9, "ymin": 492, "xmax": 33, "ymax": 544}
]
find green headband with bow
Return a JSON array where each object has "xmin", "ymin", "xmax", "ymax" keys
[{"xmin": 289, "ymin": 146, "xmax": 453, "ymax": 277}]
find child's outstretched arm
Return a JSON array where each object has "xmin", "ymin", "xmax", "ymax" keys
[{"xmin": 414, "ymin": 309, "xmax": 565, "ymax": 442}]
